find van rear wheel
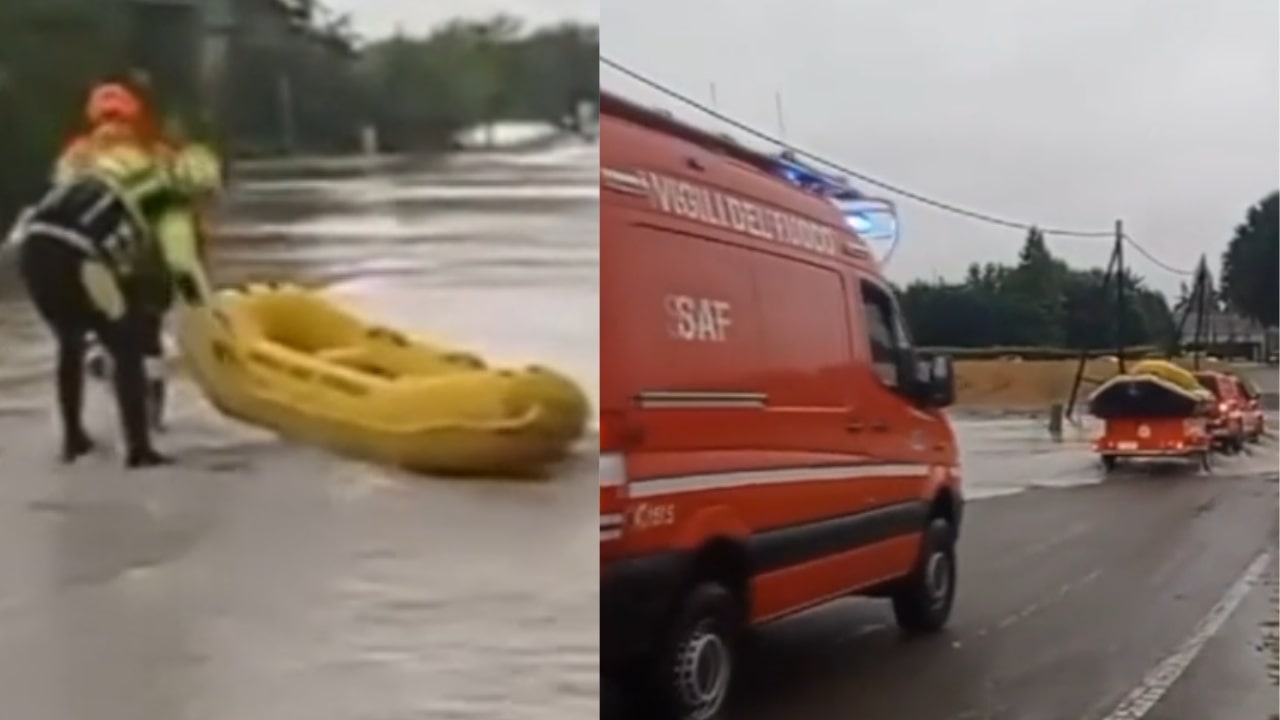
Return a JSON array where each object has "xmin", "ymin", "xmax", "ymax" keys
[
  {"xmin": 654, "ymin": 583, "xmax": 740, "ymax": 720},
  {"xmin": 892, "ymin": 518, "xmax": 956, "ymax": 633}
]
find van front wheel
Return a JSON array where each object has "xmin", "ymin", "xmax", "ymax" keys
[
  {"xmin": 655, "ymin": 583, "xmax": 740, "ymax": 720},
  {"xmin": 892, "ymin": 518, "xmax": 957, "ymax": 633}
]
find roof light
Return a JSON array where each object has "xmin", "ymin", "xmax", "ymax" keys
[
  {"xmin": 771, "ymin": 153, "xmax": 855, "ymax": 197},
  {"xmin": 770, "ymin": 153, "xmax": 902, "ymax": 264}
]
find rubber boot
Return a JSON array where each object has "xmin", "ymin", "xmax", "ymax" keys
[
  {"xmin": 110, "ymin": 347, "xmax": 170, "ymax": 469},
  {"xmin": 55, "ymin": 334, "xmax": 95, "ymax": 462}
]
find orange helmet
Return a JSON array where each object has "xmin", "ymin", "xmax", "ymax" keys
[{"xmin": 85, "ymin": 83, "xmax": 142, "ymax": 126}]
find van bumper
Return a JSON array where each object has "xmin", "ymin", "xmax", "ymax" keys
[{"xmin": 601, "ymin": 551, "xmax": 691, "ymax": 665}]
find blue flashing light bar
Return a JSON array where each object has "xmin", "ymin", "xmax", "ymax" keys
[
  {"xmin": 770, "ymin": 151, "xmax": 901, "ymax": 261},
  {"xmin": 837, "ymin": 197, "xmax": 898, "ymax": 248},
  {"xmin": 771, "ymin": 152, "xmax": 860, "ymax": 199}
]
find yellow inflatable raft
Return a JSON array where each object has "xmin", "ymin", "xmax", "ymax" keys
[
  {"xmin": 1127, "ymin": 359, "xmax": 1207, "ymax": 395},
  {"xmin": 172, "ymin": 283, "xmax": 589, "ymax": 476}
]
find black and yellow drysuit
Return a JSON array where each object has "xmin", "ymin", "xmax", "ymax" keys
[{"xmin": 9, "ymin": 141, "xmax": 220, "ymax": 468}]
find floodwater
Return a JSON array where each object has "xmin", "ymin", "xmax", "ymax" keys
[
  {"xmin": 953, "ymin": 415, "xmax": 1106, "ymax": 499},
  {"xmin": 0, "ymin": 142, "xmax": 600, "ymax": 720},
  {"xmin": 955, "ymin": 404, "xmax": 1279, "ymax": 500}
]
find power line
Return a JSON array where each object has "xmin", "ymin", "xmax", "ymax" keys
[
  {"xmin": 604, "ymin": 57, "xmax": 1201, "ymax": 279},
  {"xmin": 1122, "ymin": 235, "xmax": 1195, "ymax": 276},
  {"xmin": 605, "ymin": 56, "xmax": 1201, "ymax": 279},
  {"xmin": 602, "ymin": 56, "xmax": 1114, "ymax": 239}
]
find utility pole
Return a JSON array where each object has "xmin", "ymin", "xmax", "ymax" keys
[
  {"xmin": 1065, "ymin": 244, "xmax": 1120, "ymax": 420},
  {"xmin": 774, "ymin": 91, "xmax": 787, "ymax": 144},
  {"xmin": 1114, "ymin": 219, "xmax": 1126, "ymax": 373}
]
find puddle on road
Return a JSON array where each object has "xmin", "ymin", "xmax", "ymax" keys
[
  {"xmin": 955, "ymin": 414, "xmax": 1280, "ymax": 501},
  {"xmin": 953, "ymin": 416, "xmax": 1103, "ymax": 499}
]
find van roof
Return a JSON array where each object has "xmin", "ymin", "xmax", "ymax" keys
[
  {"xmin": 600, "ymin": 91, "xmax": 783, "ymax": 178},
  {"xmin": 601, "ymin": 91, "xmax": 880, "ymax": 272}
]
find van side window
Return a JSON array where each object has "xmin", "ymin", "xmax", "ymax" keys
[{"xmin": 860, "ymin": 280, "xmax": 909, "ymax": 387}]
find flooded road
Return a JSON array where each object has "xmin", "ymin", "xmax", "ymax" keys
[
  {"xmin": 0, "ymin": 143, "xmax": 599, "ymax": 720},
  {"xmin": 956, "ymin": 361, "xmax": 1280, "ymax": 500}
]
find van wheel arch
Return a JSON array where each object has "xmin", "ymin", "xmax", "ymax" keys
[
  {"xmin": 930, "ymin": 487, "xmax": 959, "ymax": 533},
  {"xmin": 647, "ymin": 539, "xmax": 750, "ymax": 720},
  {"xmin": 684, "ymin": 537, "xmax": 752, "ymax": 613}
]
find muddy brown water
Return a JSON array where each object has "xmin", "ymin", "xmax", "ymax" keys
[{"xmin": 0, "ymin": 142, "xmax": 600, "ymax": 720}]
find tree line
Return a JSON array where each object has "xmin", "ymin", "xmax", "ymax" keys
[
  {"xmin": 899, "ymin": 192, "xmax": 1278, "ymax": 355},
  {"xmin": 0, "ymin": 0, "xmax": 598, "ymax": 222},
  {"xmin": 226, "ymin": 14, "xmax": 598, "ymax": 156}
]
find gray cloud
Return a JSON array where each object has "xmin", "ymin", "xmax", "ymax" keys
[{"xmin": 602, "ymin": 0, "xmax": 1278, "ymax": 295}]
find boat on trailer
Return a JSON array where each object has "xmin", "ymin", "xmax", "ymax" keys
[{"xmin": 1087, "ymin": 360, "xmax": 1214, "ymax": 472}]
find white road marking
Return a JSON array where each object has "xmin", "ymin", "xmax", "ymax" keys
[
  {"xmin": 982, "ymin": 569, "xmax": 1101, "ymax": 635},
  {"xmin": 1098, "ymin": 551, "xmax": 1271, "ymax": 720}
]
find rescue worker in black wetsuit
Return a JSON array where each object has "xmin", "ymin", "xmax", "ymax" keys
[
  {"xmin": 59, "ymin": 83, "xmax": 179, "ymax": 433},
  {"xmin": 8, "ymin": 122, "xmax": 221, "ymax": 468}
]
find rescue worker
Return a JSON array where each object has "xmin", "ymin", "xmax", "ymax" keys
[
  {"xmin": 57, "ymin": 83, "xmax": 191, "ymax": 432},
  {"xmin": 12, "ymin": 96, "xmax": 221, "ymax": 468}
]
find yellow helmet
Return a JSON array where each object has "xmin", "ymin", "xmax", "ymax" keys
[{"xmin": 169, "ymin": 143, "xmax": 223, "ymax": 197}]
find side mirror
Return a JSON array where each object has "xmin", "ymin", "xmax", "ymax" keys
[{"xmin": 908, "ymin": 353, "xmax": 955, "ymax": 409}]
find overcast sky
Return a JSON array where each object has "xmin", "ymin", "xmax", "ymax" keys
[
  {"xmin": 327, "ymin": 0, "xmax": 597, "ymax": 37},
  {"xmin": 602, "ymin": 0, "xmax": 1278, "ymax": 296}
]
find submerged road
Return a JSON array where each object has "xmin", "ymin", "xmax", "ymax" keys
[
  {"xmin": 731, "ymin": 437, "xmax": 1278, "ymax": 720},
  {"xmin": 0, "ymin": 143, "xmax": 600, "ymax": 719}
]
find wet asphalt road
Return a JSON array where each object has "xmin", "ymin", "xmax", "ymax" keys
[
  {"xmin": 604, "ymin": 409, "xmax": 1278, "ymax": 720},
  {"xmin": 730, "ymin": 428, "xmax": 1279, "ymax": 720},
  {"xmin": 0, "ymin": 143, "xmax": 600, "ymax": 720}
]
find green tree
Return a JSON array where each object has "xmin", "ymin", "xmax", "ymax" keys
[
  {"xmin": 0, "ymin": 0, "xmax": 129, "ymax": 223},
  {"xmin": 1000, "ymin": 228, "xmax": 1070, "ymax": 346},
  {"xmin": 0, "ymin": 3, "xmax": 598, "ymax": 223},
  {"xmin": 900, "ymin": 234, "xmax": 1175, "ymax": 351},
  {"xmin": 352, "ymin": 17, "xmax": 596, "ymax": 153},
  {"xmin": 1220, "ymin": 191, "xmax": 1279, "ymax": 327}
]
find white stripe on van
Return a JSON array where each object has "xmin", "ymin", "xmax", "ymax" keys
[
  {"xmin": 629, "ymin": 462, "xmax": 933, "ymax": 499},
  {"xmin": 601, "ymin": 168, "xmax": 650, "ymax": 195},
  {"xmin": 637, "ymin": 390, "xmax": 768, "ymax": 409}
]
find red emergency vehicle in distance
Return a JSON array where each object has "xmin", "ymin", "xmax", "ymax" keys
[
  {"xmin": 1231, "ymin": 375, "xmax": 1266, "ymax": 441},
  {"xmin": 1193, "ymin": 370, "xmax": 1248, "ymax": 453}
]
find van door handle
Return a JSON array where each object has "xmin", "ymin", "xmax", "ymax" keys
[
  {"xmin": 869, "ymin": 422, "xmax": 888, "ymax": 432},
  {"xmin": 846, "ymin": 422, "xmax": 864, "ymax": 433}
]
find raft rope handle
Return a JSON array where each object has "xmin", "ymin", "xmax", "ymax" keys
[{"xmin": 367, "ymin": 326, "xmax": 409, "ymax": 347}]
